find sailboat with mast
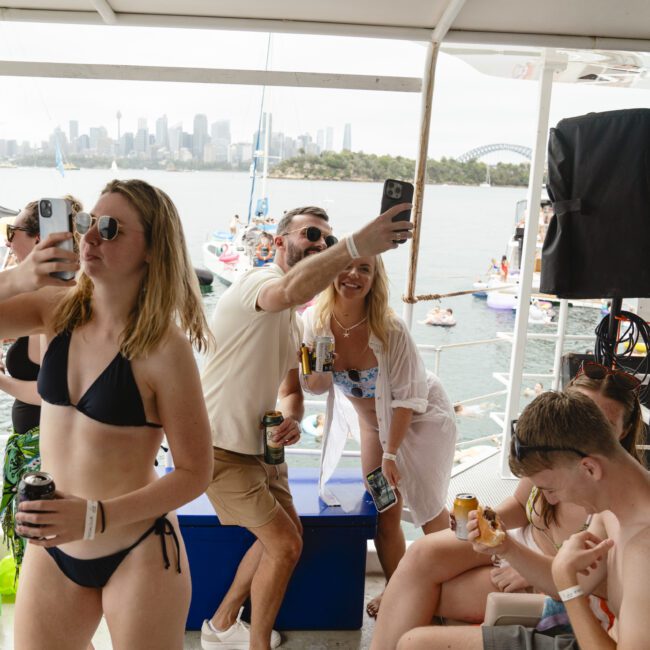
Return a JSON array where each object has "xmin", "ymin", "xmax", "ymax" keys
[{"xmin": 202, "ymin": 37, "xmax": 276, "ymax": 286}]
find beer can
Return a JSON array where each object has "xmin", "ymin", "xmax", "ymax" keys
[
  {"xmin": 16, "ymin": 471, "xmax": 56, "ymax": 538},
  {"xmin": 453, "ymin": 493, "xmax": 479, "ymax": 541},
  {"xmin": 300, "ymin": 343, "xmax": 312, "ymax": 376},
  {"xmin": 313, "ymin": 336, "xmax": 334, "ymax": 373},
  {"xmin": 262, "ymin": 410, "xmax": 285, "ymax": 465}
]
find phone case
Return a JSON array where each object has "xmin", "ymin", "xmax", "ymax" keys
[
  {"xmin": 38, "ymin": 198, "xmax": 75, "ymax": 280},
  {"xmin": 381, "ymin": 179, "xmax": 414, "ymax": 223},
  {"xmin": 366, "ymin": 466, "xmax": 397, "ymax": 513}
]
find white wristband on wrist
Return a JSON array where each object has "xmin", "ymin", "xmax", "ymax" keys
[
  {"xmin": 345, "ymin": 235, "xmax": 361, "ymax": 259},
  {"xmin": 558, "ymin": 585, "xmax": 584, "ymax": 602},
  {"xmin": 84, "ymin": 500, "xmax": 98, "ymax": 541},
  {"xmin": 382, "ymin": 452, "xmax": 397, "ymax": 461}
]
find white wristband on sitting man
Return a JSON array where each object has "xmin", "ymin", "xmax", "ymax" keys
[
  {"xmin": 558, "ymin": 585, "xmax": 584, "ymax": 602},
  {"xmin": 382, "ymin": 451, "xmax": 397, "ymax": 462}
]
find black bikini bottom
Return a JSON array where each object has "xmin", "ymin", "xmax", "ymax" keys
[{"xmin": 44, "ymin": 515, "xmax": 180, "ymax": 588}]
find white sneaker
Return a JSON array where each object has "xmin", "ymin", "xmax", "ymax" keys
[{"xmin": 201, "ymin": 607, "xmax": 282, "ymax": 649}]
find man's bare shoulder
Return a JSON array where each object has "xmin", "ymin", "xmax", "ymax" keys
[{"xmin": 626, "ymin": 526, "xmax": 650, "ymax": 554}]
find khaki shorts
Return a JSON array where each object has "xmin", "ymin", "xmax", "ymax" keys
[
  {"xmin": 483, "ymin": 626, "xmax": 579, "ymax": 650},
  {"xmin": 206, "ymin": 447, "xmax": 294, "ymax": 529}
]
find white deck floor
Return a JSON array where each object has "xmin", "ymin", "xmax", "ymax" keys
[{"xmin": 0, "ymin": 575, "xmax": 384, "ymax": 649}]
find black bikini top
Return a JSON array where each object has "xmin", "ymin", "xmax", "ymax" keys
[
  {"xmin": 37, "ymin": 331, "xmax": 162, "ymax": 428},
  {"xmin": 6, "ymin": 336, "xmax": 40, "ymax": 381}
]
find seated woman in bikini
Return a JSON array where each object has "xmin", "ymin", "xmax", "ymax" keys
[
  {"xmin": 0, "ymin": 179, "xmax": 213, "ymax": 650},
  {"xmin": 370, "ymin": 367, "xmax": 645, "ymax": 650}
]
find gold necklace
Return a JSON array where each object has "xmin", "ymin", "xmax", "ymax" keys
[{"xmin": 332, "ymin": 313, "xmax": 368, "ymax": 338}]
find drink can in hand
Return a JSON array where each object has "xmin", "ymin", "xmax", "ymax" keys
[
  {"xmin": 16, "ymin": 471, "xmax": 56, "ymax": 539},
  {"xmin": 263, "ymin": 411, "xmax": 285, "ymax": 465},
  {"xmin": 453, "ymin": 493, "xmax": 479, "ymax": 541},
  {"xmin": 313, "ymin": 336, "xmax": 334, "ymax": 373}
]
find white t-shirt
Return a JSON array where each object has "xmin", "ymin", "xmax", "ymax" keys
[{"xmin": 201, "ymin": 264, "xmax": 301, "ymax": 454}]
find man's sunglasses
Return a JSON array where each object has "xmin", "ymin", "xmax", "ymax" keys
[
  {"xmin": 281, "ymin": 226, "xmax": 338, "ymax": 248},
  {"xmin": 74, "ymin": 213, "xmax": 120, "ymax": 241},
  {"xmin": 6, "ymin": 224, "xmax": 33, "ymax": 243},
  {"xmin": 511, "ymin": 419, "xmax": 588, "ymax": 462},
  {"xmin": 576, "ymin": 360, "xmax": 641, "ymax": 391},
  {"xmin": 347, "ymin": 369, "xmax": 364, "ymax": 398}
]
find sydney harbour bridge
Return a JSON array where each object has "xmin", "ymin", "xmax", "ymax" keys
[{"xmin": 456, "ymin": 143, "xmax": 532, "ymax": 163}]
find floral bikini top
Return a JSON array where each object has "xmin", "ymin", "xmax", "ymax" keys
[{"xmin": 332, "ymin": 367, "xmax": 379, "ymax": 399}]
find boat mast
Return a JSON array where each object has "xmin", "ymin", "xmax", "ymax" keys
[
  {"xmin": 247, "ymin": 33, "xmax": 272, "ymax": 224},
  {"xmin": 402, "ymin": 0, "xmax": 468, "ymax": 328}
]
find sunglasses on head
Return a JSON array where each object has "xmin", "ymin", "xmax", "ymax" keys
[
  {"xmin": 74, "ymin": 212, "xmax": 120, "ymax": 241},
  {"xmin": 511, "ymin": 419, "xmax": 588, "ymax": 462},
  {"xmin": 282, "ymin": 226, "xmax": 338, "ymax": 248},
  {"xmin": 6, "ymin": 224, "xmax": 32, "ymax": 243},
  {"xmin": 576, "ymin": 361, "xmax": 641, "ymax": 391},
  {"xmin": 346, "ymin": 369, "xmax": 364, "ymax": 398}
]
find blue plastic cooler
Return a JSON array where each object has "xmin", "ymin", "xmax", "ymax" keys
[{"xmin": 176, "ymin": 466, "xmax": 377, "ymax": 630}]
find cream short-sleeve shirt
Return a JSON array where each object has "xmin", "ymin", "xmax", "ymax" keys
[{"xmin": 201, "ymin": 264, "xmax": 301, "ymax": 455}]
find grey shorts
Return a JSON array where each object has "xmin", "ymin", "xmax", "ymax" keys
[{"xmin": 483, "ymin": 626, "xmax": 579, "ymax": 650}]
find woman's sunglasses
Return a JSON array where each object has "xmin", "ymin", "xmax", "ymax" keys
[
  {"xmin": 6, "ymin": 224, "xmax": 32, "ymax": 243},
  {"xmin": 74, "ymin": 213, "xmax": 120, "ymax": 241},
  {"xmin": 347, "ymin": 369, "xmax": 363, "ymax": 398},
  {"xmin": 576, "ymin": 361, "xmax": 641, "ymax": 391},
  {"xmin": 511, "ymin": 420, "xmax": 588, "ymax": 461},
  {"xmin": 282, "ymin": 226, "xmax": 338, "ymax": 248}
]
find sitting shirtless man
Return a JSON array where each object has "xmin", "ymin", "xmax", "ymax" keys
[{"xmin": 399, "ymin": 390, "xmax": 650, "ymax": 650}]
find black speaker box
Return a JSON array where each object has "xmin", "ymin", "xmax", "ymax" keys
[{"xmin": 541, "ymin": 109, "xmax": 650, "ymax": 299}]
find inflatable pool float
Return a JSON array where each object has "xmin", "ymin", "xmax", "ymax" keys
[{"xmin": 301, "ymin": 414, "xmax": 324, "ymax": 440}]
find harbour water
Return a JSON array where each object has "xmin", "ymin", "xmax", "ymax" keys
[{"xmin": 0, "ymin": 167, "xmax": 600, "ymax": 445}]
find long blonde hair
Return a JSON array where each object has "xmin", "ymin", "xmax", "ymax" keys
[
  {"xmin": 51, "ymin": 179, "xmax": 210, "ymax": 357},
  {"xmin": 314, "ymin": 255, "xmax": 396, "ymax": 349}
]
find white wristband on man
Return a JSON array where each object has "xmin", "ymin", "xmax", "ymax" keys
[
  {"xmin": 382, "ymin": 451, "xmax": 397, "ymax": 462},
  {"xmin": 558, "ymin": 585, "xmax": 584, "ymax": 602},
  {"xmin": 345, "ymin": 234, "xmax": 361, "ymax": 259}
]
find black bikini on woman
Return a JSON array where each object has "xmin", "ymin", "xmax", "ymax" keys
[{"xmin": 35, "ymin": 330, "xmax": 180, "ymax": 588}]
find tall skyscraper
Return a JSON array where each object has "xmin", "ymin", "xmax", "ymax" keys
[
  {"xmin": 193, "ymin": 114, "xmax": 209, "ymax": 161},
  {"xmin": 211, "ymin": 120, "xmax": 231, "ymax": 164},
  {"xmin": 343, "ymin": 123, "xmax": 352, "ymax": 151},
  {"xmin": 326, "ymin": 126, "xmax": 334, "ymax": 151},
  {"xmin": 135, "ymin": 118, "xmax": 149, "ymax": 156},
  {"xmin": 168, "ymin": 123, "xmax": 182, "ymax": 159},
  {"xmin": 156, "ymin": 114, "xmax": 169, "ymax": 149},
  {"xmin": 316, "ymin": 129, "xmax": 324, "ymax": 151},
  {"xmin": 69, "ymin": 120, "xmax": 79, "ymax": 142}
]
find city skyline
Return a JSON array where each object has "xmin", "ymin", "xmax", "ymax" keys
[{"xmin": 0, "ymin": 111, "xmax": 354, "ymax": 167}]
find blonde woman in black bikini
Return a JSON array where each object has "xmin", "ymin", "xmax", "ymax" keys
[
  {"xmin": 370, "ymin": 368, "xmax": 644, "ymax": 650},
  {"xmin": 0, "ymin": 180, "xmax": 212, "ymax": 650}
]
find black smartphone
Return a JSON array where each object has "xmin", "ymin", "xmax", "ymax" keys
[
  {"xmin": 366, "ymin": 466, "xmax": 398, "ymax": 513},
  {"xmin": 38, "ymin": 198, "xmax": 75, "ymax": 280},
  {"xmin": 381, "ymin": 179, "xmax": 414, "ymax": 244}
]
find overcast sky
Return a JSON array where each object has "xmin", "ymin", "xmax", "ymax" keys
[{"xmin": 1, "ymin": 21, "xmax": 650, "ymax": 161}]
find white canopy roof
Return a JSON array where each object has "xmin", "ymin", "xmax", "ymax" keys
[{"xmin": 2, "ymin": 0, "xmax": 650, "ymax": 51}]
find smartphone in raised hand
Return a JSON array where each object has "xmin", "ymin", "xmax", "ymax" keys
[
  {"xmin": 366, "ymin": 466, "xmax": 398, "ymax": 513},
  {"xmin": 381, "ymin": 179, "xmax": 414, "ymax": 243},
  {"xmin": 37, "ymin": 198, "xmax": 75, "ymax": 280}
]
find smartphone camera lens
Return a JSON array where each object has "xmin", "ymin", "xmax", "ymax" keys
[{"xmin": 40, "ymin": 200, "xmax": 52, "ymax": 218}]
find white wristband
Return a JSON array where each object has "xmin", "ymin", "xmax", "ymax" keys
[
  {"xmin": 345, "ymin": 235, "xmax": 361, "ymax": 259},
  {"xmin": 382, "ymin": 452, "xmax": 397, "ymax": 462},
  {"xmin": 84, "ymin": 500, "xmax": 98, "ymax": 541},
  {"xmin": 558, "ymin": 585, "xmax": 584, "ymax": 602}
]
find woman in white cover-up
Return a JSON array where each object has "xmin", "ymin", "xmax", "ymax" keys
[{"xmin": 300, "ymin": 254, "xmax": 457, "ymax": 617}]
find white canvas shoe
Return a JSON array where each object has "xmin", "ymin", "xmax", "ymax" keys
[{"xmin": 201, "ymin": 607, "xmax": 281, "ymax": 649}]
